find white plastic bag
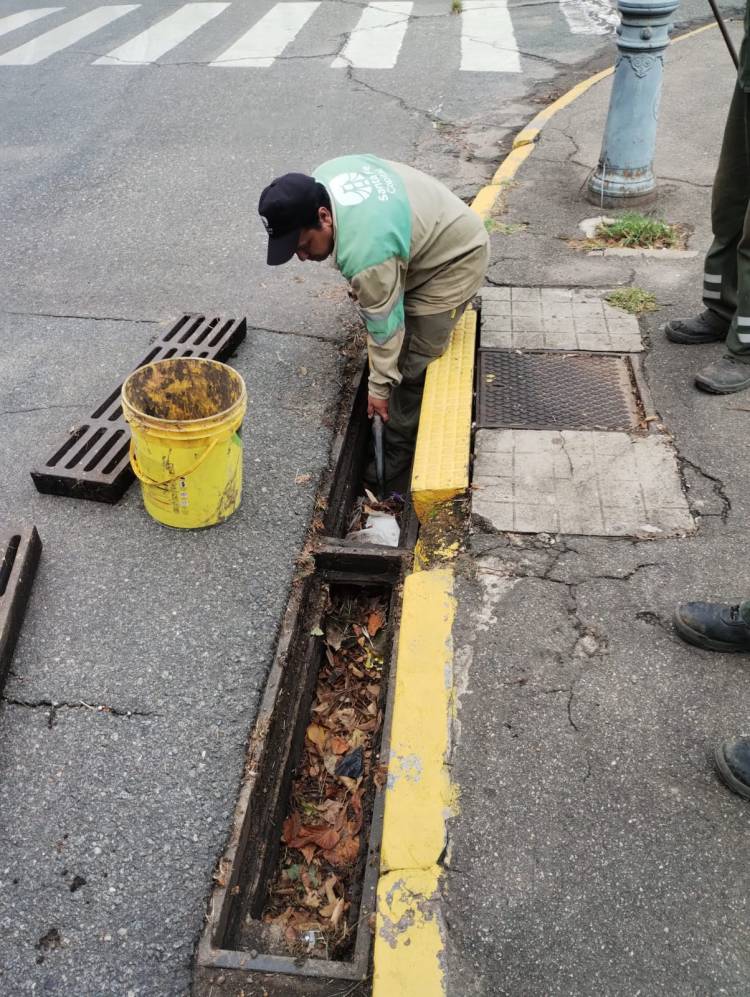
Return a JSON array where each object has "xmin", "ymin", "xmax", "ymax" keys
[{"xmin": 346, "ymin": 510, "xmax": 400, "ymax": 547}]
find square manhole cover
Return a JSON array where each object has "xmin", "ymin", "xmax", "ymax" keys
[{"xmin": 476, "ymin": 350, "xmax": 642, "ymax": 431}]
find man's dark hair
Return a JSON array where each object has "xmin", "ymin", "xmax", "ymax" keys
[{"xmin": 305, "ymin": 182, "xmax": 331, "ymax": 229}]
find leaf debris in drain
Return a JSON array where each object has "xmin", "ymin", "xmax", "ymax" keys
[{"xmin": 261, "ymin": 588, "xmax": 388, "ymax": 960}]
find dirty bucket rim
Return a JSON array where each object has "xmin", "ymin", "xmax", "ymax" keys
[{"xmin": 122, "ymin": 357, "xmax": 247, "ymax": 428}]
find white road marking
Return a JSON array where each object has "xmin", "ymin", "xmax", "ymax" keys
[
  {"xmin": 332, "ymin": 1, "xmax": 413, "ymax": 70},
  {"xmin": 94, "ymin": 3, "xmax": 228, "ymax": 64},
  {"xmin": 559, "ymin": 0, "xmax": 618, "ymax": 35},
  {"xmin": 0, "ymin": 8, "xmax": 63, "ymax": 40},
  {"xmin": 0, "ymin": 5, "xmax": 139, "ymax": 64},
  {"xmin": 210, "ymin": 2, "xmax": 319, "ymax": 67},
  {"xmin": 460, "ymin": 0, "xmax": 520, "ymax": 73}
]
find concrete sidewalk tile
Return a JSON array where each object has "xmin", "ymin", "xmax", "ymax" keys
[
  {"xmin": 484, "ymin": 312, "xmax": 512, "ymax": 330},
  {"xmin": 472, "ymin": 429, "xmax": 693, "ymax": 537},
  {"xmin": 481, "ymin": 298, "xmax": 512, "ymax": 316},
  {"xmin": 540, "ymin": 287, "xmax": 573, "ymax": 301},
  {"xmin": 475, "ymin": 428, "xmax": 514, "ymax": 453},
  {"xmin": 473, "ymin": 448, "xmax": 514, "ymax": 477},
  {"xmin": 481, "ymin": 285, "xmax": 511, "ymax": 301},
  {"xmin": 479, "ymin": 328, "xmax": 513, "ymax": 348},
  {"xmin": 472, "ymin": 497, "xmax": 514, "ymax": 528},
  {"xmin": 480, "ymin": 286, "xmax": 643, "ymax": 352},
  {"xmin": 511, "ymin": 287, "xmax": 541, "ymax": 302}
]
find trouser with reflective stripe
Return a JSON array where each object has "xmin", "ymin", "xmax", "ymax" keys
[{"xmin": 704, "ymin": 83, "xmax": 750, "ymax": 357}]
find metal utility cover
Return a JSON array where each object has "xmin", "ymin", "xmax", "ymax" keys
[{"xmin": 477, "ymin": 350, "xmax": 640, "ymax": 431}]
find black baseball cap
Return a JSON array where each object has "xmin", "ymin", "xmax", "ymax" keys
[{"xmin": 258, "ymin": 172, "xmax": 320, "ymax": 266}]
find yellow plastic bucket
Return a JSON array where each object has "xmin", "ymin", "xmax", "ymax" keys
[{"xmin": 121, "ymin": 358, "xmax": 247, "ymax": 529}]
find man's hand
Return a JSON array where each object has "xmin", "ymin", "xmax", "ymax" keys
[{"xmin": 368, "ymin": 395, "xmax": 390, "ymax": 422}]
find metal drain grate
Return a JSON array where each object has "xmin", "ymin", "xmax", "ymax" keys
[
  {"xmin": 1, "ymin": 526, "xmax": 42, "ymax": 693},
  {"xmin": 476, "ymin": 350, "xmax": 641, "ymax": 431},
  {"xmin": 31, "ymin": 315, "xmax": 246, "ymax": 503}
]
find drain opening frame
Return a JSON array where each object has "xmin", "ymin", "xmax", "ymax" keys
[
  {"xmin": 197, "ymin": 554, "xmax": 404, "ymax": 983},
  {"xmin": 196, "ymin": 363, "xmax": 413, "ymax": 987},
  {"xmin": 0, "ymin": 526, "xmax": 42, "ymax": 695}
]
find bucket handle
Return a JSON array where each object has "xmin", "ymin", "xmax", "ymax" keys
[{"xmin": 129, "ymin": 438, "xmax": 219, "ymax": 487}]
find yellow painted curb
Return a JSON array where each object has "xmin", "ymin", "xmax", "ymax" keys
[
  {"xmin": 373, "ymin": 571, "xmax": 455, "ymax": 996},
  {"xmin": 380, "ymin": 569, "xmax": 456, "ymax": 871},
  {"xmin": 373, "ymin": 867, "xmax": 445, "ymax": 997},
  {"xmin": 411, "ymin": 308, "xmax": 476, "ymax": 524}
]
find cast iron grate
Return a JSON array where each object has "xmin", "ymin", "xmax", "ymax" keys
[
  {"xmin": 476, "ymin": 350, "xmax": 641, "ymax": 431},
  {"xmin": 31, "ymin": 315, "xmax": 247, "ymax": 503},
  {"xmin": 1, "ymin": 526, "xmax": 42, "ymax": 694}
]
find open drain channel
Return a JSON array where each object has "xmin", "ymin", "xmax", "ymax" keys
[{"xmin": 196, "ymin": 368, "xmax": 415, "ymax": 994}]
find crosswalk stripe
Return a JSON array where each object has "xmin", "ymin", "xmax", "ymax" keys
[
  {"xmin": 460, "ymin": 0, "xmax": 520, "ymax": 73},
  {"xmin": 0, "ymin": 5, "xmax": 139, "ymax": 65},
  {"xmin": 331, "ymin": 1, "xmax": 413, "ymax": 70},
  {"xmin": 210, "ymin": 1, "xmax": 319, "ymax": 67},
  {"xmin": 0, "ymin": 8, "xmax": 63, "ymax": 40},
  {"xmin": 559, "ymin": 0, "xmax": 617, "ymax": 35},
  {"xmin": 94, "ymin": 3, "xmax": 229, "ymax": 65}
]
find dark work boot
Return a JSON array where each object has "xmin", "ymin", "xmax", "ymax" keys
[
  {"xmin": 674, "ymin": 601, "xmax": 750, "ymax": 652},
  {"xmin": 715, "ymin": 738, "xmax": 750, "ymax": 800},
  {"xmin": 695, "ymin": 355, "xmax": 750, "ymax": 394},
  {"xmin": 664, "ymin": 309, "xmax": 728, "ymax": 344}
]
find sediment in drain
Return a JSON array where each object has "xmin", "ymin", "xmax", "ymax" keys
[{"xmin": 243, "ymin": 585, "xmax": 388, "ymax": 962}]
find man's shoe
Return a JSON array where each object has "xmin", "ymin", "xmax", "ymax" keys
[
  {"xmin": 715, "ymin": 737, "xmax": 750, "ymax": 800},
  {"xmin": 664, "ymin": 310, "xmax": 728, "ymax": 344},
  {"xmin": 695, "ymin": 355, "xmax": 750, "ymax": 394},
  {"xmin": 673, "ymin": 601, "xmax": 750, "ymax": 652}
]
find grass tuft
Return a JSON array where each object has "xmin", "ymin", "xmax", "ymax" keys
[
  {"xmin": 606, "ymin": 288, "xmax": 658, "ymax": 315},
  {"xmin": 596, "ymin": 213, "xmax": 681, "ymax": 249}
]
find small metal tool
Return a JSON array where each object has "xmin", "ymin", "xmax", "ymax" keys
[{"xmin": 372, "ymin": 414, "xmax": 385, "ymax": 499}]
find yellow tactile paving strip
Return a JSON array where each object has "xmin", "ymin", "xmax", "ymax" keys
[{"xmin": 411, "ymin": 308, "xmax": 476, "ymax": 524}]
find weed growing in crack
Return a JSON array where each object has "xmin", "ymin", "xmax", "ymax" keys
[
  {"xmin": 606, "ymin": 287, "xmax": 658, "ymax": 315},
  {"xmin": 484, "ymin": 219, "xmax": 528, "ymax": 235}
]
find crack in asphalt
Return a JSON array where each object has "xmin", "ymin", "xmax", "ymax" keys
[
  {"xmin": 344, "ymin": 65, "xmax": 455, "ymax": 126},
  {"xmin": 0, "ymin": 404, "xmax": 85, "ymax": 417},
  {"xmin": 250, "ymin": 323, "xmax": 343, "ymax": 344},
  {"xmin": 679, "ymin": 456, "xmax": 732, "ymax": 523},
  {"xmin": 2, "ymin": 310, "xmax": 159, "ymax": 325},
  {"xmin": 2, "ymin": 697, "xmax": 154, "ymax": 728}
]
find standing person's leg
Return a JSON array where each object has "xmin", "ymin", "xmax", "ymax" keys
[
  {"xmin": 383, "ymin": 302, "xmax": 468, "ymax": 478},
  {"xmin": 696, "ymin": 89, "xmax": 750, "ymax": 392},
  {"xmin": 666, "ymin": 83, "xmax": 748, "ymax": 345}
]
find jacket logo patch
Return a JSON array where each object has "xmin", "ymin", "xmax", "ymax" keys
[{"xmin": 330, "ymin": 172, "xmax": 373, "ymax": 206}]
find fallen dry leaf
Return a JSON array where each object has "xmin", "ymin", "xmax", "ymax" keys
[
  {"xmin": 329, "ymin": 736, "xmax": 349, "ymax": 755},
  {"xmin": 330, "ymin": 896, "xmax": 346, "ymax": 929},
  {"xmin": 306, "ymin": 724, "xmax": 328, "ymax": 754},
  {"xmin": 367, "ymin": 611, "xmax": 385, "ymax": 636},
  {"xmin": 295, "ymin": 473, "xmax": 312, "ymax": 485},
  {"xmin": 323, "ymin": 832, "xmax": 360, "ymax": 869}
]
